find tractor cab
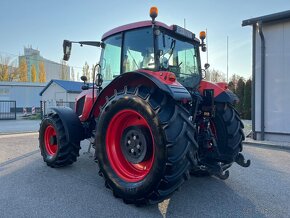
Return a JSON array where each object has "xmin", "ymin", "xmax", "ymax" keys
[{"xmin": 100, "ymin": 11, "xmax": 206, "ymax": 89}]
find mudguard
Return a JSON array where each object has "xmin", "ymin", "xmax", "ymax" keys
[
  {"xmin": 199, "ymin": 81, "xmax": 238, "ymax": 104},
  {"xmin": 92, "ymin": 71, "xmax": 192, "ymax": 117},
  {"xmin": 48, "ymin": 107, "xmax": 85, "ymax": 142},
  {"xmin": 214, "ymin": 90, "xmax": 239, "ymax": 104}
]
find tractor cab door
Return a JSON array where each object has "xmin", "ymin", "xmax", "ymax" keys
[
  {"xmin": 122, "ymin": 27, "xmax": 154, "ymax": 73},
  {"xmin": 100, "ymin": 33, "xmax": 122, "ymax": 80},
  {"xmin": 100, "ymin": 27, "xmax": 154, "ymax": 80}
]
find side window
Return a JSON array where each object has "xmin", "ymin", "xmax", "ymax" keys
[
  {"xmin": 177, "ymin": 47, "xmax": 198, "ymax": 75},
  {"xmin": 123, "ymin": 28, "xmax": 154, "ymax": 73},
  {"xmin": 101, "ymin": 34, "xmax": 122, "ymax": 80}
]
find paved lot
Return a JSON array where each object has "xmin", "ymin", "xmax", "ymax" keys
[
  {"xmin": 0, "ymin": 120, "xmax": 40, "ymax": 134},
  {"xmin": 1, "ymin": 133, "xmax": 290, "ymax": 218}
]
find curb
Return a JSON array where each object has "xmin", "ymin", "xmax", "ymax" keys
[
  {"xmin": 243, "ymin": 139, "xmax": 290, "ymax": 151},
  {"xmin": 0, "ymin": 131, "xmax": 38, "ymax": 136}
]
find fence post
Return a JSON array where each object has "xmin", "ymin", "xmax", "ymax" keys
[{"xmin": 14, "ymin": 101, "xmax": 16, "ymax": 120}]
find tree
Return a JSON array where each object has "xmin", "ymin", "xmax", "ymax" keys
[
  {"xmin": 31, "ymin": 64, "xmax": 37, "ymax": 82},
  {"xmin": 82, "ymin": 62, "xmax": 90, "ymax": 82},
  {"xmin": 207, "ymin": 68, "xmax": 226, "ymax": 82},
  {"xmin": 228, "ymin": 81, "xmax": 235, "ymax": 93},
  {"xmin": 39, "ymin": 61, "xmax": 46, "ymax": 83},
  {"xmin": 0, "ymin": 55, "xmax": 19, "ymax": 82},
  {"xmin": 229, "ymin": 74, "xmax": 241, "ymax": 90},
  {"xmin": 71, "ymin": 67, "xmax": 75, "ymax": 81},
  {"xmin": 235, "ymin": 77, "xmax": 245, "ymax": 115},
  {"xmin": 60, "ymin": 60, "xmax": 69, "ymax": 80},
  {"xmin": 243, "ymin": 79, "xmax": 252, "ymax": 120},
  {"xmin": 19, "ymin": 58, "xmax": 28, "ymax": 82}
]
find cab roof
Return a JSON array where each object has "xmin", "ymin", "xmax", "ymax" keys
[{"xmin": 101, "ymin": 20, "xmax": 173, "ymax": 41}]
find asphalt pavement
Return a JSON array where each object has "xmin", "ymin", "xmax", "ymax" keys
[
  {"xmin": 0, "ymin": 133, "xmax": 290, "ymax": 217},
  {"xmin": 0, "ymin": 119, "xmax": 40, "ymax": 134}
]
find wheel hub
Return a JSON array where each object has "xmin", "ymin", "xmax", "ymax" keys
[
  {"xmin": 121, "ymin": 126, "xmax": 152, "ymax": 164},
  {"xmin": 49, "ymin": 135, "xmax": 57, "ymax": 145}
]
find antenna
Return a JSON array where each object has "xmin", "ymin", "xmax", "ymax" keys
[
  {"xmin": 206, "ymin": 28, "xmax": 210, "ymax": 81},
  {"xmin": 227, "ymin": 36, "xmax": 229, "ymax": 83}
]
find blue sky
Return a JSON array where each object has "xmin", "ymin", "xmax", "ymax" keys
[{"xmin": 0, "ymin": 0, "xmax": 289, "ymax": 79}]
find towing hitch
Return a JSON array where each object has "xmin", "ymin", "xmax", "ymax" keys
[{"xmin": 235, "ymin": 153, "xmax": 251, "ymax": 168}]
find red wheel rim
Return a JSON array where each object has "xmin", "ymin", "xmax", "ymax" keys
[
  {"xmin": 44, "ymin": 125, "xmax": 58, "ymax": 155},
  {"xmin": 106, "ymin": 109, "xmax": 155, "ymax": 182}
]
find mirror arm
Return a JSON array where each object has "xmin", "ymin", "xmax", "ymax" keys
[{"xmin": 75, "ymin": 41, "xmax": 104, "ymax": 48}]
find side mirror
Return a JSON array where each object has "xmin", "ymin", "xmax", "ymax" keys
[
  {"xmin": 80, "ymin": 75, "xmax": 88, "ymax": 83},
  {"xmin": 204, "ymin": 63, "xmax": 210, "ymax": 69},
  {"xmin": 63, "ymin": 40, "xmax": 72, "ymax": 61}
]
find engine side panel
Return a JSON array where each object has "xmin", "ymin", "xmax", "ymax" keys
[
  {"xmin": 75, "ymin": 89, "xmax": 97, "ymax": 122},
  {"xmin": 199, "ymin": 80, "xmax": 238, "ymax": 104}
]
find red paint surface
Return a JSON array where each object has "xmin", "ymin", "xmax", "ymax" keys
[
  {"xmin": 76, "ymin": 89, "xmax": 97, "ymax": 122},
  {"xmin": 199, "ymin": 80, "xmax": 228, "ymax": 97},
  {"xmin": 106, "ymin": 109, "xmax": 154, "ymax": 182},
  {"xmin": 137, "ymin": 69, "xmax": 182, "ymax": 86},
  {"xmin": 44, "ymin": 125, "xmax": 57, "ymax": 155},
  {"xmin": 102, "ymin": 20, "xmax": 173, "ymax": 40}
]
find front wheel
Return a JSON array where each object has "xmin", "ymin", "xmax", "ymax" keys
[
  {"xmin": 96, "ymin": 86, "xmax": 198, "ymax": 204},
  {"xmin": 39, "ymin": 113, "xmax": 81, "ymax": 167}
]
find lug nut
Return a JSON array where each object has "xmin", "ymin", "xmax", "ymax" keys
[
  {"xmin": 133, "ymin": 136, "xmax": 136, "ymax": 140},
  {"xmin": 130, "ymin": 148, "xmax": 134, "ymax": 153},
  {"xmin": 128, "ymin": 140, "xmax": 131, "ymax": 145},
  {"xmin": 136, "ymin": 144, "xmax": 140, "ymax": 149}
]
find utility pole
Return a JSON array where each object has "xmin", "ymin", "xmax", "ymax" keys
[
  {"xmin": 227, "ymin": 36, "xmax": 229, "ymax": 83},
  {"xmin": 184, "ymin": 18, "xmax": 186, "ymax": 72},
  {"xmin": 206, "ymin": 28, "xmax": 210, "ymax": 81}
]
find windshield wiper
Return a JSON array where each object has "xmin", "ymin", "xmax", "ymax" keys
[{"xmin": 127, "ymin": 49, "xmax": 139, "ymax": 69}]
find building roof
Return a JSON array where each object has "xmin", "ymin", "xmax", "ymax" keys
[
  {"xmin": 242, "ymin": 10, "xmax": 290, "ymax": 26},
  {"xmin": 0, "ymin": 81, "xmax": 46, "ymax": 87},
  {"xmin": 39, "ymin": 79, "xmax": 84, "ymax": 96}
]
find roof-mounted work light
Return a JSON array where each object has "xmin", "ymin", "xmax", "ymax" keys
[{"xmin": 150, "ymin": 6, "xmax": 158, "ymax": 22}]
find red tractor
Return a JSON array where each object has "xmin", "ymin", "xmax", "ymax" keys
[{"xmin": 39, "ymin": 7, "xmax": 250, "ymax": 205}]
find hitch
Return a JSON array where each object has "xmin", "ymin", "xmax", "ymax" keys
[
  {"xmin": 235, "ymin": 153, "xmax": 251, "ymax": 168},
  {"xmin": 200, "ymin": 162, "xmax": 231, "ymax": 180}
]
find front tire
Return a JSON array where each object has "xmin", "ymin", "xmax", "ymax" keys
[
  {"xmin": 39, "ymin": 113, "xmax": 81, "ymax": 167},
  {"xmin": 96, "ymin": 86, "xmax": 198, "ymax": 204}
]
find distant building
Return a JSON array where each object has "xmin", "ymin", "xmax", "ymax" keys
[
  {"xmin": 0, "ymin": 81, "xmax": 46, "ymax": 111},
  {"xmin": 242, "ymin": 10, "xmax": 290, "ymax": 142},
  {"xmin": 18, "ymin": 47, "xmax": 70, "ymax": 82},
  {"xmin": 39, "ymin": 79, "xmax": 84, "ymax": 114}
]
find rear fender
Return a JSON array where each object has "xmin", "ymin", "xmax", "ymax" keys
[
  {"xmin": 91, "ymin": 71, "xmax": 192, "ymax": 118},
  {"xmin": 48, "ymin": 107, "xmax": 85, "ymax": 141},
  {"xmin": 199, "ymin": 81, "xmax": 238, "ymax": 104}
]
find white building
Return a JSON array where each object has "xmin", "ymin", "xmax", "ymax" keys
[
  {"xmin": 242, "ymin": 10, "xmax": 290, "ymax": 142},
  {"xmin": 39, "ymin": 80, "xmax": 84, "ymax": 114}
]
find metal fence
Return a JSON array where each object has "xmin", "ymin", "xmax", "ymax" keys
[
  {"xmin": 40, "ymin": 101, "xmax": 75, "ymax": 119},
  {"xmin": 0, "ymin": 100, "xmax": 16, "ymax": 120}
]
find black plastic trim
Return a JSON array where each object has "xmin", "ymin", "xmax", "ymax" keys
[{"xmin": 48, "ymin": 107, "xmax": 85, "ymax": 141}]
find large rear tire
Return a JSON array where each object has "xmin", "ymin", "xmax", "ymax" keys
[
  {"xmin": 39, "ymin": 113, "xmax": 81, "ymax": 167},
  {"xmin": 191, "ymin": 103, "xmax": 244, "ymax": 177},
  {"xmin": 96, "ymin": 86, "xmax": 198, "ymax": 204},
  {"xmin": 212, "ymin": 103, "xmax": 245, "ymax": 163}
]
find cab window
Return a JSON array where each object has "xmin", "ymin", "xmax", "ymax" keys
[
  {"xmin": 101, "ymin": 34, "xmax": 122, "ymax": 80},
  {"xmin": 122, "ymin": 28, "xmax": 154, "ymax": 73}
]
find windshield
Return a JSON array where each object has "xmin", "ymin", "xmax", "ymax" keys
[{"xmin": 157, "ymin": 31, "xmax": 201, "ymax": 88}]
